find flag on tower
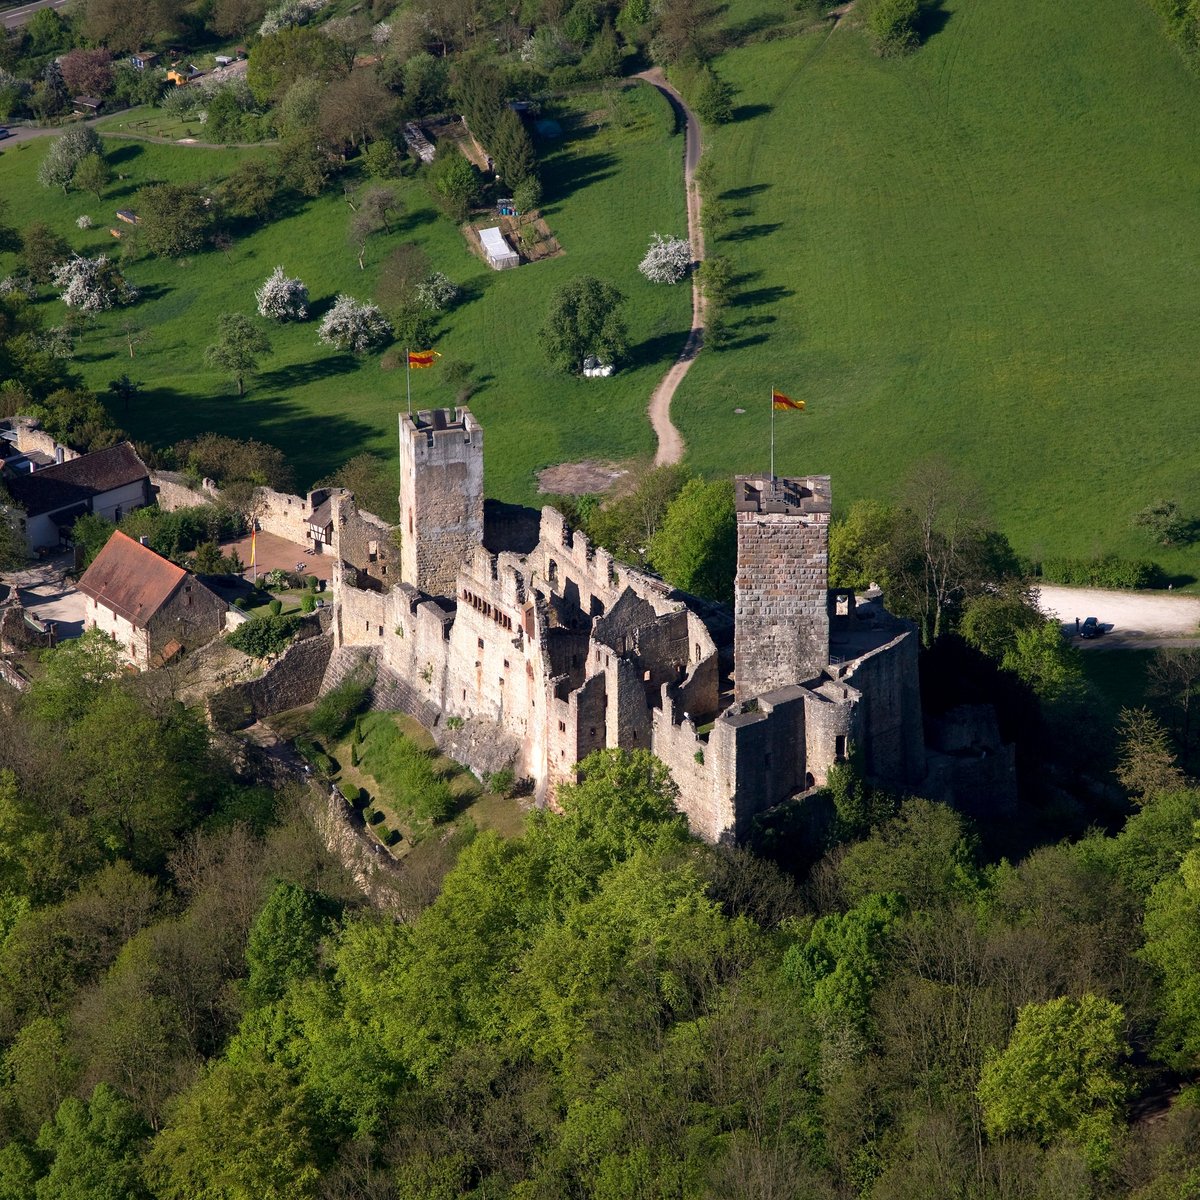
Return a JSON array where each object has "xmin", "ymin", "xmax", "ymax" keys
[
  {"xmin": 772, "ymin": 390, "xmax": 805, "ymax": 411},
  {"xmin": 408, "ymin": 350, "xmax": 440, "ymax": 368}
]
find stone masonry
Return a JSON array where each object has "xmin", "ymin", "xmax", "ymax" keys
[{"xmin": 734, "ymin": 474, "xmax": 831, "ymax": 701}]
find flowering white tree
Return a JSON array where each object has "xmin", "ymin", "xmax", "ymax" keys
[
  {"xmin": 76, "ymin": 214, "xmax": 94, "ymax": 230},
  {"xmin": 318, "ymin": 295, "xmax": 392, "ymax": 354},
  {"xmin": 255, "ymin": 266, "xmax": 310, "ymax": 322},
  {"xmin": 52, "ymin": 255, "xmax": 138, "ymax": 313},
  {"xmin": 638, "ymin": 233, "xmax": 692, "ymax": 284},
  {"xmin": 259, "ymin": 0, "xmax": 327, "ymax": 36},
  {"xmin": 416, "ymin": 272, "xmax": 460, "ymax": 312}
]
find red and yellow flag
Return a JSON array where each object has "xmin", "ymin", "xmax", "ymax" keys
[
  {"xmin": 772, "ymin": 390, "xmax": 805, "ymax": 411},
  {"xmin": 407, "ymin": 350, "xmax": 440, "ymax": 368},
  {"xmin": 249, "ymin": 527, "xmax": 256, "ymax": 568}
]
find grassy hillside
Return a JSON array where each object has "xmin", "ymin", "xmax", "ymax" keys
[
  {"xmin": 0, "ymin": 83, "xmax": 689, "ymax": 501},
  {"xmin": 678, "ymin": 0, "xmax": 1200, "ymax": 569}
]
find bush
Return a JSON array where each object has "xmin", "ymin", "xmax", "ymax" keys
[
  {"xmin": 227, "ymin": 612, "xmax": 302, "ymax": 657},
  {"xmin": 265, "ymin": 568, "xmax": 291, "ymax": 589},
  {"xmin": 1037, "ymin": 555, "xmax": 1162, "ymax": 590},
  {"xmin": 867, "ymin": 0, "xmax": 919, "ymax": 56},
  {"xmin": 305, "ymin": 574, "xmax": 319, "ymax": 590},
  {"xmin": 268, "ymin": 598, "xmax": 283, "ymax": 616},
  {"xmin": 338, "ymin": 781, "xmax": 361, "ymax": 804},
  {"xmin": 349, "ymin": 743, "xmax": 358, "ymax": 767},
  {"xmin": 309, "ymin": 676, "xmax": 372, "ymax": 741},
  {"xmin": 485, "ymin": 767, "xmax": 515, "ymax": 796},
  {"xmin": 313, "ymin": 752, "xmax": 336, "ymax": 777},
  {"xmin": 300, "ymin": 593, "xmax": 316, "ymax": 613},
  {"xmin": 367, "ymin": 808, "xmax": 384, "ymax": 825}
]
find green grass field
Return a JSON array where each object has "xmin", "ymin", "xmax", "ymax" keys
[
  {"xmin": 678, "ymin": 0, "xmax": 1200, "ymax": 569},
  {"xmin": 0, "ymin": 83, "xmax": 689, "ymax": 502}
]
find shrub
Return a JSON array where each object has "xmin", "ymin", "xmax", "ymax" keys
[
  {"xmin": 268, "ymin": 598, "xmax": 282, "ymax": 616},
  {"xmin": 445, "ymin": 715, "xmax": 464, "ymax": 730},
  {"xmin": 300, "ymin": 593, "xmax": 316, "ymax": 613},
  {"xmin": 76, "ymin": 214, "xmax": 93, "ymax": 229},
  {"xmin": 305, "ymin": 574, "xmax": 319, "ymax": 590},
  {"xmin": 485, "ymin": 767, "xmax": 515, "ymax": 796},
  {"xmin": 867, "ymin": 0, "xmax": 919, "ymax": 56},
  {"xmin": 349, "ymin": 743, "xmax": 358, "ymax": 767},
  {"xmin": 227, "ymin": 612, "xmax": 302, "ymax": 656},
  {"xmin": 638, "ymin": 233, "xmax": 691, "ymax": 284},
  {"xmin": 1037, "ymin": 555, "xmax": 1162, "ymax": 590},
  {"xmin": 255, "ymin": 265, "xmax": 310, "ymax": 322},
  {"xmin": 367, "ymin": 808, "xmax": 384, "ymax": 825},
  {"xmin": 265, "ymin": 568, "xmax": 290, "ymax": 588},
  {"xmin": 338, "ymin": 781, "xmax": 361, "ymax": 804},
  {"xmin": 318, "ymin": 294, "xmax": 393, "ymax": 354},
  {"xmin": 310, "ymin": 676, "xmax": 372, "ymax": 741},
  {"xmin": 313, "ymin": 752, "xmax": 335, "ymax": 777}
]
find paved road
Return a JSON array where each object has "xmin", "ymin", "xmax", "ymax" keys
[
  {"xmin": 635, "ymin": 68, "xmax": 704, "ymax": 468},
  {"xmin": 1037, "ymin": 584, "xmax": 1200, "ymax": 649},
  {"xmin": 1, "ymin": 0, "xmax": 70, "ymax": 30}
]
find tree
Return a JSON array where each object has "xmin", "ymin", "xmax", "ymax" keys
[
  {"xmin": 315, "ymin": 453, "xmax": 399, "ymax": 523},
  {"xmin": 977, "ymin": 995, "xmax": 1127, "ymax": 1169},
  {"xmin": 20, "ymin": 222, "xmax": 70, "ymax": 284},
  {"xmin": 541, "ymin": 275, "xmax": 628, "ymax": 374},
  {"xmin": 648, "ymin": 476, "xmax": 736, "ymax": 603},
  {"xmin": 34, "ymin": 1084, "xmax": 152, "ymax": 1200},
  {"xmin": 318, "ymin": 295, "xmax": 392, "ymax": 354},
  {"xmin": 136, "ymin": 184, "xmax": 214, "ymax": 259},
  {"xmin": 0, "ymin": 479, "xmax": 24, "ymax": 571},
  {"xmin": 52, "ymin": 256, "xmax": 138, "ymax": 313},
  {"xmin": 59, "ymin": 49, "xmax": 115, "ymax": 98},
  {"xmin": 427, "ymin": 150, "xmax": 479, "ymax": 222},
  {"xmin": 416, "ymin": 272, "xmax": 460, "ymax": 312},
  {"xmin": 1116, "ymin": 707, "xmax": 1187, "ymax": 803},
  {"xmin": 116, "ymin": 319, "xmax": 151, "ymax": 360},
  {"xmin": 73, "ymin": 154, "xmax": 112, "ymax": 202},
  {"xmin": 867, "ymin": 0, "xmax": 919, "ymax": 56},
  {"xmin": 694, "ymin": 69, "xmax": 734, "ymax": 124},
  {"xmin": 317, "ymin": 72, "xmax": 391, "ymax": 152},
  {"xmin": 347, "ymin": 187, "xmax": 401, "ymax": 271},
  {"xmin": 247, "ymin": 25, "xmax": 353, "ymax": 105},
  {"xmin": 218, "ymin": 159, "xmax": 282, "ymax": 220},
  {"xmin": 80, "ymin": 0, "xmax": 180, "ymax": 53},
  {"xmin": 213, "ymin": 0, "xmax": 269, "ymax": 37},
  {"xmin": 1133, "ymin": 498, "xmax": 1189, "ymax": 546},
  {"xmin": 205, "ymin": 314, "xmax": 271, "ymax": 396},
  {"xmin": 38, "ymin": 127, "xmax": 102, "ymax": 194},
  {"xmin": 244, "ymin": 882, "xmax": 323, "ymax": 1007},
  {"xmin": 1001, "ymin": 619, "xmax": 1084, "ymax": 702},
  {"xmin": 583, "ymin": 463, "xmax": 690, "ymax": 564},
  {"xmin": 1142, "ymin": 847, "xmax": 1200, "ymax": 1069},
  {"xmin": 638, "ymin": 232, "xmax": 692, "ymax": 284},
  {"xmin": 1148, "ymin": 647, "xmax": 1200, "ymax": 751},
  {"xmin": 106, "ymin": 374, "xmax": 141, "ymax": 413},
  {"xmin": 376, "ymin": 243, "xmax": 431, "ymax": 315},
  {"xmin": 362, "ymin": 138, "xmax": 401, "ymax": 179},
  {"xmin": 275, "ymin": 136, "xmax": 329, "ymax": 199},
  {"xmin": 255, "ymin": 266, "xmax": 309, "ymax": 322},
  {"xmin": 402, "ymin": 52, "xmax": 449, "ymax": 116}
]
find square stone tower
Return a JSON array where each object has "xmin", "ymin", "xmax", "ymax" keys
[
  {"xmin": 398, "ymin": 407, "xmax": 484, "ymax": 598},
  {"xmin": 733, "ymin": 474, "xmax": 831, "ymax": 701}
]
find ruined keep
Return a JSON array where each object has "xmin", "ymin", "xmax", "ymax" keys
[{"xmin": 321, "ymin": 405, "xmax": 945, "ymax": 842}]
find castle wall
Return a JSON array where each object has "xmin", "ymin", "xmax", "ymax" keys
[
  {"xmin": 802, "ymin": 686, "xmax": 859, "ymax": 787},
  {"xmin": 252, "ymin": 486, "xmax": 331, "ymax": 547},
  {"xmin": 332, "ymin": 493, "xmax": 397, "ymax": 588},
  {"xmin": 150, "ymin": 472, "xmax": 217, "ymax": 512}
]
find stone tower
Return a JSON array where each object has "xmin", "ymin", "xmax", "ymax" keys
[
  {"xmin": 398, "ymin": 407, "xmax": 484, "ymax": 598},
  {"xmin": 733, "ymin": 474, "xmax": 831, "ymax": 701}
]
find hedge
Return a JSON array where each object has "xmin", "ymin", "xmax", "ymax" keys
[
  {"xmin": 1036, "ymin": 555, "xmax": 1162, "ymax": 590},
  {"xmin": 338, "ymin": 782, "xmax": 361, "ymax": 804}
]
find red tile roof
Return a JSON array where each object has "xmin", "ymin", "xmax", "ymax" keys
[{"xmin": 78, "ymin": 531, "xmax": 187, "ymax": 628}]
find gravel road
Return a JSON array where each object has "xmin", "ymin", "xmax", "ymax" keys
[{"xmin": 1037, "ymin": 584, "xmax": 1200, "ymax": 648}]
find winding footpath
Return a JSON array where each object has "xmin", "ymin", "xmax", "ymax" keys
[{"xmin": 635, "ymin": 68, "xmax": 704, "ymax": 467}]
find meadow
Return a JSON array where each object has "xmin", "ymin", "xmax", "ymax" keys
[
  {"xmin": 677, "ymin": 0, "xmax": 1200, "ymax": 568},
  {"xmin": 0, "ymin": 82, "xmax": 690, "ymax": 502}
]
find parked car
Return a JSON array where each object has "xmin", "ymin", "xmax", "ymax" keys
[
  {"xmin": 1080, "ymin": 616, "xmax": 1101, "ymax": 639},
  {"xmin": 0, "ymin": 129, "xmax": 11, "ymax": 141}
]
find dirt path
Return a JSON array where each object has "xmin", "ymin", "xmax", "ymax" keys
[
  {"xmin": 1037, "ymin": 584, "xmax": 1200, "ymax": 649},
  {"xmin": 634, "ymin": 69, "xmax": 705, "ymax": 467}
]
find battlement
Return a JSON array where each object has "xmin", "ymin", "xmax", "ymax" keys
[
  {"xmin": 402, "ymin": 406, "xmax": 482, "ymax": 448},
  {"xmin": 735, "ymin": 474, "xmax": 831, "ymax": 516}
]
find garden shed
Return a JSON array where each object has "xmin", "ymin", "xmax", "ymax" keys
[{"xmin": 479, "ymin": 226, "xmax": 519, "ymax": 270}]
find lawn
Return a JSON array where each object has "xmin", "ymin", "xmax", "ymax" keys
[
  {"xmin": 676, "ymin": 0, "xmax": 1200, "ymax": 570},
  {"xmin": 0, "ymin": 82, "xmax": 690, "ymax": 505}
]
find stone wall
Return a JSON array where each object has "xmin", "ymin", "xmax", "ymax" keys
[
  {"xmin": 13, "ymin": 420, "xmax": 77, "ymax": 462},
  {"xmin": 734, "ymin": 475, "xmax": 831, "ymax": 700},
  {"xmin": 331, "ymin": 494, "xmax": 397, "ymax": 588},
  {"xmin": 213, "ymin": 628, "xmax": 333, "ymax": 726},
  {"xmin": 150, "ymin": 471, "xmax": 217, "ymax": 512}
]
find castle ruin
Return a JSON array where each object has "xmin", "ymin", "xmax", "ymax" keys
[{"xmin": 326, "ymin": 406, "xmax": 928, "ymax": 842}]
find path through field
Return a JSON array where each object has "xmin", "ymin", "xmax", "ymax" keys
[{"xmin": 634, "ymin": 69, "xmax": 705, "ymax": 467}]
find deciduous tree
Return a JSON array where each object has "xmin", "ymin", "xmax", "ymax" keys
[
  {"xmin": 540, "ymin": 275, "xmax": 628, "ymax": 373},
  {"xmin": 648, "ymin": 476, "xmax": 736, "ymax": 603},
  {"xmin": 204, "ymin": 314, "xmax": 271, "ymax": 396},
  {"xmin": 136, "ymin": 184, "xmax": 214, "ymax": 259}
]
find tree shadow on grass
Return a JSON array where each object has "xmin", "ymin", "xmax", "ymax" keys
[
  {"xmin": 106, "ymin": 143, "xmax": 145, "ymax": 167},
  {"xmin": 723, "ymin": 11, "xmax": 787, "ymax": 45},
  {"xmin": 732, "ymin": 285, "xmax": 794, "ymax": 308},
  {"xmin": 731, "ymin": 103, "xmax": 774, "ymax": 123},
  {"xmin": 720, "ymin": 183, "xmax": 771, "ymax": 201},
  {"xmin": 628, "ymin": 327, "xmax": 693, "ymax": 369},
  {"xmin": 541, "ymin": 150, "xmax": 618, "ymax": 208},
  {"xmin": 721, "ymin": 222, "xmax": 782, "ymax": 242},
  {"xmin": 916, "ymin": 0, "xmax": 952, "ymax": 43},
  {"xmin": 254, "ymin": 355, "xmax": 359, "ymax": 392}
]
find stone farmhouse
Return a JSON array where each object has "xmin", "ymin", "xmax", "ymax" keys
[
  {"xmin": 322, "ymin": 407, "xmax": 935, "ymax": 842},
  {"xmin": 78, "ymin": 531, "xmax": 228, "ymax": 670}
]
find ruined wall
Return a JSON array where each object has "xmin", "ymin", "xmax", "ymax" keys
[
  {"xmin": 835, "ymin": 627, "xmax": 926, "ymax": 787},
  {"xmin": 734, "ymin": 475, "xmax": 831, "ymax": 701},
  {"xmin": 252, "ymin": 486, "xmax": 331, "ymax": 546},
  {"xmin": 331, "ymin": 494, "xmax": 397, "ymax": 587},
  {"xmin": 13, "ymin": 421, "xmax": 77, "ymax": 462},
  {"xmin": 398, "ymin": 409, "xmax": 484, "ymax": 598},
  {"xmin": 802, "ymin": 684, "xmax": 858, "ymax": 787},
  {"xmin": 150, "ymin": 471, "xmax": 217, "ymax": 512},
  {"xmin": 216, "ymin": 630, "xmax": 333, "ymax": 725}
]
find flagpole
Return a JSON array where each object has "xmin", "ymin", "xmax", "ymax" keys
[
  {"xmin": 406, "ymin": 346, "xmax": 412, "ymax": 416},
  {"xmin": 770, "ymin": 386, "xmax": 775, "ymax": 483}
]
